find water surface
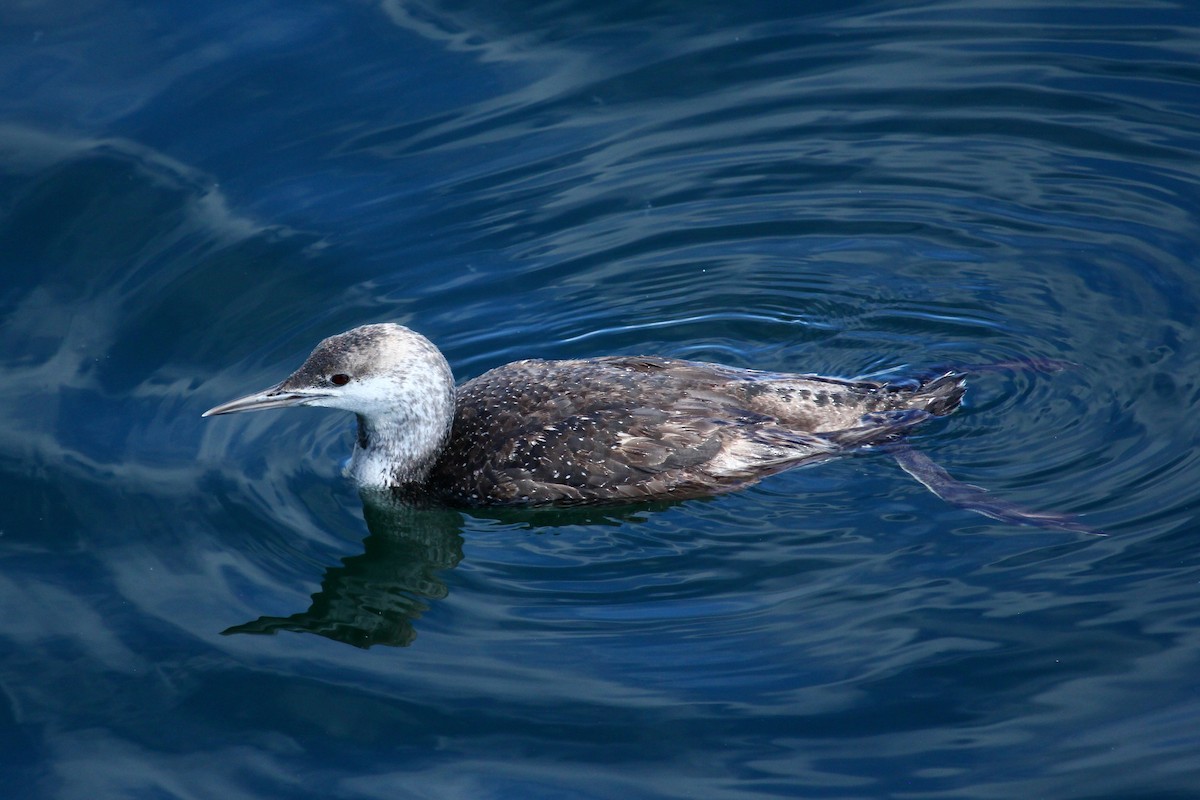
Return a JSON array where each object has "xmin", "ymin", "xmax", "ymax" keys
[{"xmin": 2, "ymin": 1, "xmax": 1199, "ymax": 798}]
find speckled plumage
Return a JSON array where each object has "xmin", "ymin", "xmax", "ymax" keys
[
  {"xmin": 203, "ymin": 324, "xmax": 965, "ymax": 507},
  {"xmin": 428, "ymin": 356, "xmax": 963, "ymax": 506}
]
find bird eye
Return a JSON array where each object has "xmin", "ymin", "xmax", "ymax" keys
[{"xmin": 330, "ymin": 373, "xmax": 351, "ymax": 386}]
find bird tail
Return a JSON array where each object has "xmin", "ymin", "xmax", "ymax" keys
[{"xmin": 912, "ymin": 371, "xmax": 966, "ymax": 417}]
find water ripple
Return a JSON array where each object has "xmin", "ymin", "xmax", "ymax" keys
[{"xmin": 3, "ymin": 0, "xmax": 1199, "ymax": 796}]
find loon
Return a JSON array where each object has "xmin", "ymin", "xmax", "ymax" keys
[{"xmin": 203, "ymin": 323, "xmax": 974, "ymax": 507}]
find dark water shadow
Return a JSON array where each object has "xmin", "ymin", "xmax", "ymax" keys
[
  {"xmin": 223, "ymin": 493, "xmax": 466, "ymax": 648},
  {"xmin": 220, "ymin": 489, "xmax": 693, "ymax": 648}
]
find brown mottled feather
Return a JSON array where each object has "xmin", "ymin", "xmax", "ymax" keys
[{"xmin": 424, "ymin": 356, "xmax": 964, "ymax": 506}]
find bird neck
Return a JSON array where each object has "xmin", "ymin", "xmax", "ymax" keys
[{"xmin": 346, "ymin": 389, "xmax": 455, "ymax": 490}]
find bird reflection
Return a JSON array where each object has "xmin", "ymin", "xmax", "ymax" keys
[
  {"xmin": 223, "ymin": 492, "xmax": 465, "ymax": 648},
  {"xmin": 222, "ymin": 490, "xmax": 664, "ymax": 649}
]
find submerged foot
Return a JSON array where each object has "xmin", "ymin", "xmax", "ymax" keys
[{"xmin": 889, "ymin": 444, "xmax": 1104, "ymax": 536}]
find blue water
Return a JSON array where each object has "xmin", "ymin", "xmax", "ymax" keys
[{"xmin": 2, "ymin": 1, "xmax": 1199, "ymax": 797}]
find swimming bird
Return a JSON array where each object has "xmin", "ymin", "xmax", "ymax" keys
[{"xmin": 203, "ymin": 323, "xmax": 970, "ymax": 507}]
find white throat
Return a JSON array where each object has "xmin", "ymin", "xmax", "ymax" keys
[{"xmin": 342, "ymin": 369, "xmax": 456, "ymax": 489}]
